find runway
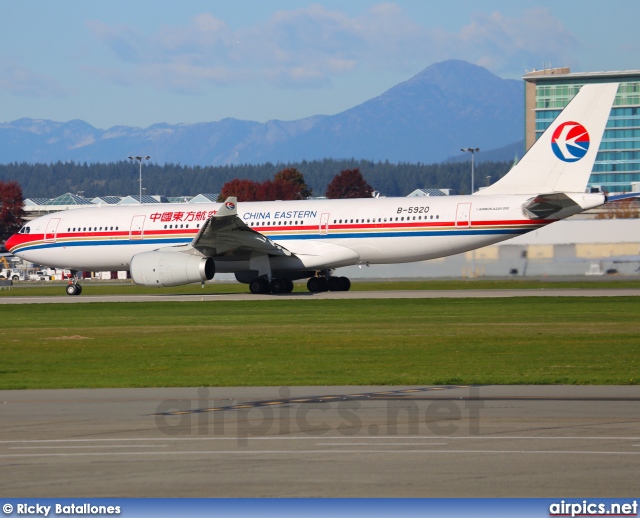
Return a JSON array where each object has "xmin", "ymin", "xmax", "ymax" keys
[
  {"xmin": 2, "ymin": 287, "xmax": 640, "ymax": 304},
  {"xmin": 1, "ymin": 385, "xmax": 639, "ymax": 497}
]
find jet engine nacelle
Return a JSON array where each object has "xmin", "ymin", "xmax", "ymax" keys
[{"xmin": 130, "ymin": 251, "xmax": 215, "ymax": 287}]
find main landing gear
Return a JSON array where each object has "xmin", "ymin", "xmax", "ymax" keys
[
  {"xmin": 249, "ymin": 277, "xmax": 294, "ymax": 295},
  {"xmin": 307, "ymin": 276, "xmax": 350, "ymax": 293},
  {"xmin": 247, "ymin": 275, "xmax": 351, "ymax": 294}
]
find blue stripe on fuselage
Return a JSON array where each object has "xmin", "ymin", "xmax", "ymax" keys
[{"xmin": 14, "ymin": 227, "xmax": 530, "ymax": 253}]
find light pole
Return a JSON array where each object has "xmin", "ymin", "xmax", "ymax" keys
[
  {"xmin": 128, "ymin": 155, "xmax": 150, "ymax": 203},
  {"xmin": 461, "ymin": 147, "xmax": 479, "ymax": 194}
]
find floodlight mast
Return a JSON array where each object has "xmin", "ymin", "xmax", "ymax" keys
[
  {"xmin": 461, "ymin": 147, "xmax": 480, "ymax": 194},
  {"xmin": 128, "ymin": 155, "xmax": 151, "ymax": 203}
]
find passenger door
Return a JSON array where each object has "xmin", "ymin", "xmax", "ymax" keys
[
  {"xmin": 129, "ymin": 215, "xmax": 146, "ymax": 240},
  {"xmin": 455, "ymin": 203, "xmax": 472, "ymax": 228},
  {"xmin": 44, "ymin": 218, "xmax": 61, "ymax": 243},
  {"xmin": 319, "ymin": 213, "xmax": 330, "ymax": 235}
]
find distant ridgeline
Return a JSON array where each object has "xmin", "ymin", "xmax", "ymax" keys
[{"xmin": 0, "ymin": 159, "xmax": 513, "ymax": 199}]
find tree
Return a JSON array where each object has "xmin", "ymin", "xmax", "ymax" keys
[
  {"xmin": 258, "ymin": 179, "xmax": 300, "ymax": 201},
  {"xmin": 596, "ymin": 198, "xmax": 640, "ymax": 219},
  {"xmin": 274, "ymin": 167, "xmax": 312, "ymax": 199},
  {"xmin": 217, "ymin": 179, "xmax": 262, "ymax": 202},
  {"xmin": 325, "ymin": 168, "xmax": 373, "ymax": 199},
  {"xmin": 0, "ymin": 180, "xmax": 26, "ymax": 243}
]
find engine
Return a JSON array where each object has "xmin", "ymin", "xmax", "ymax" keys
[{"xmin": 130, "ymin": 251, "xmax": 215, "ymax": 287}]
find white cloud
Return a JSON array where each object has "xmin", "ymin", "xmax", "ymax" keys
[
  {"xmin": 0, "ymin": 60, "xmax": 71, "ymax": 97},
  {"xmin": 84, "ymin": 5, "xmax": 579, "ymax": 92},
  {"xmin": 455, "ymin": 9, "xmax": 580, "ymax": 73}
]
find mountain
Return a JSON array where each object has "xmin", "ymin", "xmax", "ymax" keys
[{"xmin": 0, "ymin": 60, "xmax": 524, "ymax": 166}]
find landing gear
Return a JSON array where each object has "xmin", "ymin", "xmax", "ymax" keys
[
  {"xmin": 244, "ymin": 270, "xmax": 350, "ymax": 295},
  {"xmin": 65, "ymin": 273, "xmax": 82, "ymax": 296},
  {"xmin": 307, "ymin": 276, "xmax": 328, "ymax": 293},
  {"xmin": 249, "ymin": 277, "xmax": 270, "ymax": 294},
  {"xmin": 307, "ymin": 275, "xmax": 350, "ymax": 293},
  {"xmin": 65, "ymin": 283, "xmax": 82, "ymax": 296},
  {"xmin": 270, "ymin": 278, "xmax": 294, "ymax": 294},
  {"xmin": 249, "ymin": 276, "xmax": 294, "ymax": 294}
]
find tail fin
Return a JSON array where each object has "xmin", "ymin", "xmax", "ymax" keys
[{"xmin": 477, "ymin": 83, "xmax": 619, "ymax": 196}]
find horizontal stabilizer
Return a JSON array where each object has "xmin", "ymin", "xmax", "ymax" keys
[
  {"xmin": 606, "ymin": 192, "xmax": 640, "ymax": 202},
  {"xmin": 522, "ymin": 192, "xmax": 605, "ymax": 220}
]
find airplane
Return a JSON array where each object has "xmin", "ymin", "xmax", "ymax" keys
[{"xmin": 6, "ymin": 82, "xmax": 637, "ymax": 296}]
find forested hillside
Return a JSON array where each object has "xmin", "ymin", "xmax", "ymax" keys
[{"xmin": 0, "ymin": 159, "xmax": 513, "ymax": 199}]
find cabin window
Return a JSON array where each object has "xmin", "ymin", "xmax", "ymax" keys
[{"xmin": 436, "ymin": 215, "xmax": 439, "ymax": 219}]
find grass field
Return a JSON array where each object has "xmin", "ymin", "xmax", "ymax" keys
[{"xmin": 1, "ymin": 297, "xmax": 638, "ymax": 389}]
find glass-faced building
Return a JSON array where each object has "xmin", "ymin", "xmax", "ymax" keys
[{"xmin": 524, "ymin": 68, "xmax": 640, "ymax": 193}]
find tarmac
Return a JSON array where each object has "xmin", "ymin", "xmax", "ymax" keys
[
  {"xmin": 1, "ymin": 385, "xmax": 639, "ymax": 497},
  {"xmin": 2, "ymin": 287, "xmax": 640, "ymax": 304}
]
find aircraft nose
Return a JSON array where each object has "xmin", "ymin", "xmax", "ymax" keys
[{"xmin": 5, "ymin": 233, "xmax": 19, "ymax": 253}]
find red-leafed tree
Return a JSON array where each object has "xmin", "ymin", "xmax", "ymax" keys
[
  {"xmin": 325, "ymin": 168, "xmax": 373, "ymax": 199},
  {"xmin": 258, "ymin": 179, "xmax": 300, "ymax": 201},
  {"xmin": 217, "ymin": 179, "xmax": 262, "ymax": 202},
  {"xmin": 596, "ymin": 198, "xmax": 640, "ymax": 219},
  {"xmin": 274, "ymin": 167, "xmax": 312, "ymax": 199},
  {"xmin": 0, "ymin": 180, "xmax": 25, "ymax": 243}
]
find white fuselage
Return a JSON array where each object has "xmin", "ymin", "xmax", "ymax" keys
[{"xmin": 9, "ymin": 195, "xmax": 548, "ymax": 273}]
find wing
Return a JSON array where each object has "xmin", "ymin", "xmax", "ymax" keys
[{"xmin": 190, "ymin": 197, "xmax": 292, "ymax": 259}]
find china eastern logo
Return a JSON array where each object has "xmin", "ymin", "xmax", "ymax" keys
[
  {"xmin": 225, "ymin": 201, "xmax": 236, "ymax": 210},
  {"xmin": 551, "ymin": 121, "xmax": 590, "ymax": 162}
]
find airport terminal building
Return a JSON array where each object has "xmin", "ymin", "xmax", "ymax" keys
[{"xmin": 524, "ymin": 68, "xmax": 640, "ymax": 193}]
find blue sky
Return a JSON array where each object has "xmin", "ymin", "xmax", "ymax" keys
[{"xmin": 1, "ymin": 0, "xmax": 639, "ymax": 129}]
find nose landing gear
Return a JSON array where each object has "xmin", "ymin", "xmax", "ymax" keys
[{"xmin": 65, "ymin": 273, "xmax": 83, "ymax": 296}]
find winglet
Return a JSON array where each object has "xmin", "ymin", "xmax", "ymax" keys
[{"xmin": 215, "ymin": 197, "xmax": 238, "ymax": 217}]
